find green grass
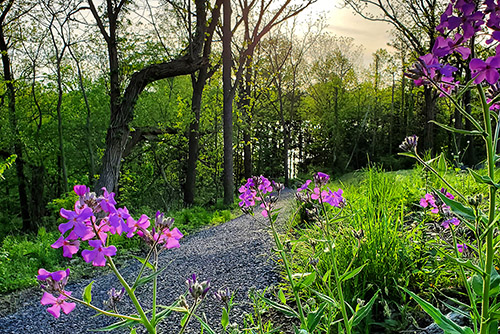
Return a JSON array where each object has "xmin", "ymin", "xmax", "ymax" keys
[{"xmin": 281, "ymin": 165, "xmax": 491, "ymax": 333}]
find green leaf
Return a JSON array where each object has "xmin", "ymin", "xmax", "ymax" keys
[
  {"xmin": 92, "ymin": 319, "xmax": 140, "ymax": 331},
  {"xmin": 293, "ymin": 272, "xmax": 317, "ymax": 290},
  {"xmin": 441, "ymin": 253, "xmax": 486, "ymax": 276},
  {"xmin": 133, "ymin": 263, "xmax": 171, "ymax": 289},
  {"xmin": 83, "ymin": 281, "xmax": 94, "ymax": 304},
  {"xmin": 322, "ymin": 269, "xmax": 331, "ymax": 283},
  {"xmin": 132, "ymin": 255, "xmax": 155, "ymax": 270},
  {"xmin": 468, "ymin": 269, "xmax": 500, "ymax": 298},
  {"xmin": 180, "ymin": 313, "xmax": 189, "ymax": 327},
  {"xmin": 402, "ymin": 287, "xmax": 471, "ymax": 334},
  {"xmin": 258, "ymin": 294, "xmax": 300, "ymax": 318},
  {"xmin": 340, "ymin": 264, "xmax": 366, "ymax": 283},
  {"xmin": 153, "ymin": 297, "xmax": 183, "ymax": 326},
  {"xmin": 307, "ymin": 302, "xmax": 328, "ymax": 332},
  {"xmin": 278, "ymin": 288, "xmax": 287, "ymax": 304},
  {"xmin": 398, "ymin": 152, "xmax": 416, "ymax": 158},
  {"xmin": 310, "ymin": 289, "xmax": 339, "ymax": 309},
  {"xmin": 468, "ymin": 169, "xmax": 499, "ymax": 187},
  {"xmin": 437, "ymin": 153, "xmax": 447, "ymax": 175},
  {"xmin": 434, "ymin": 191, "xmax": 476, "ymax": 221},
  {"xmin": 350, "ymin": 290, "xmax": 379, "ymax": 328},
  {"xmin": 221, "ymin": 308, "xmax": 229, "ymax": 330},
  {"xmin": 193, "ymin": 314, "xmax": 217, "ymax": 334},
  {"xmin": 130, "ymin": 329, "xmax": 137, "ymax": 334},
  {"xmin": 456, "ymin": 77, "xmax": 476, "ymax": 100},
  {"xmin": 430, "ymin": 121, "xmax": 483, "ymax": 136}
]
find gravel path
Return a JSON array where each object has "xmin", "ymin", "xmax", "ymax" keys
[{"xmin": 0, "ymin": 190, "xmax": 295, "ymax": 334}]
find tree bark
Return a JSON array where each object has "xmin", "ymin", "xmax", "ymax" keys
[
  {"xmin": 0, "ymin": 0, "xmax": 32, "ymax": 230},
  {"xmin": 223, "ymin": 0, "xmax": 234, "ymax": 205}
]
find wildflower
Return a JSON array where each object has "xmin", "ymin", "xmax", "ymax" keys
[
  {"xmin": 40, "ymin": 291, "xmax": 76, "ymax": 318},
  {"xmin": 457, "ymin": 243, "xmax": 468, "ymax": 253},
  {"xmin": 214, "ymin": 287, "xmax": 231, "ymax": 305},
  {"xmin": 108, "ymin": 207, "xmax": 131, "ymax": 236},
  {"xmin": 81, "ymin": 240, "xmax": 117, "ymax": 267},
  {"xmin": 469, "ymin": 56, "xmax": 500, "ymax": 85},
  {"xmin": 420, "ymin": 193, "xmax": 437, "ymax": 209},
  {"xmin": 98, "ymin": 188, "xmax": 117, "ymax": 213},
  {"xmin": 51, "ymin": 232, "xmax": 80, "ymax": 258},
  {"xmin": 58, "ymin": 207, "xmax": 93, "ymax": 238},
  {"xmin": 399, "ymin": 135, "xmax": 419, "ymax": 152},
  {"xmin": 37, "ymin": 268, "xmax": 70, "ymax": 292},
  {"xmin": 186, "ymin": 274, "xmax": 210, "ymax": 300},
  {"xmin": 313, "ymin": 172, "xmax": 330, "ymax": 187},
  {"xmin": 441, "ymin": 217, "xmax": 460, "ymax": 228},
  {"xmin": 297, "ymin": 179, "xmax": 312, "ymax": 192},
  {"xmin": 104, "ymin": 287, "xmax": 125, "ymax": 310},
  {"xmin": 126, "ymin": 214, "xmax": 150, "ymax": 238},
  {"xmin": 157, "ymin": 227, "xmax": 184, "ymax": 249},
  {"xmin": 440, "ymin": 188, "xmax": 455, "ymax": 200}
]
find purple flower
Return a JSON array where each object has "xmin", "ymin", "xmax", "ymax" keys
[
  {"xmin": 432, "ymin": 35, "xmax": 471, "ymax": 60},
  {"xmin": 51, "ymin": 232, "xmax": 80, "ymax": 258},
  {"xmin": 73, "ymin": 185, "xmax": 89, "ymax": 197},
  {"xmin": 186, "ymin": 274, "xmax": 210, "ymax": 300},
  {"xmin": 314, "ymin": 172, "xmax": 330, "ymax": 187},
  {"xmin": 441, "ymin": 217, "xmax": 460, "ymax": 228},
  {"xmin": 98, "ymin": 188, "xmax": 117, "ymax": 212},
  {"xmin": 40, "ymin": 291, "xmax": 76, "ymax": 318},
  {"xmin": 457, "ymin": 243, "xmax": 467, "ymax": 253},
  {"xmin": 323, "ymin": 188, "xmax": 344, "ymax": 208},
  {"xmin": 37, "ymin": 268, "xmax": 70, "ymax": 283},
  {"xmin": 58, "ymin": 207, "xmax": 93, "ymax": 238},
  {"xmin": 297, "ymin": 180, "xmax": 312, "ymax": 192},
  {"xmin": 258, "ymin": 176, "xmax": 273, "ymax": 194},
  {"xmin": 470, "ymin": 56, "xmax": 500, "ymax": 85},
  {"xmin": 81, "ymin": 240, "xmax": 117, "ymax": 266},
  {"xmin": 108, "ymin": 207, "xmax": 131, "ymax": 235},
  {"xmin": 440, "ymin": 188, "xmax": 455, "ymax": 200}
]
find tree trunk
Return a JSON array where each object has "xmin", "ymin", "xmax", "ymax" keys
[
  {"xmin": 223, "ymin": 0, "xmax": 234, "ymax": 205},
  {"xmin": 184, "ymin": 68, "xmax": 207, "ymax": 206},
  {"xmin": 0, "ymin": 16, "xmax": 32, "ymax": 230}
]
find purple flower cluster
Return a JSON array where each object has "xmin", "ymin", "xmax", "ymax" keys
[
  {"xmin": 238, "ymin": 176, "xmax": 282, "ymax": 217},
  {"xmin": 51, "ymin": 186, "xmax": 183, "ymax": 266},
  {"xmin": 420, "ymin": 188, "xmax": 461, "ymax": 229},
  {"xmin": 407, "ymin": 0, "xmax": 500, "ymax": 104},
  {"xmin": 297, "ymin": 172, "xmax": 344, "ymax": 208},
  {"xmin": 40, "ymin": 185, "xmax": 184, "ymax": 318}
]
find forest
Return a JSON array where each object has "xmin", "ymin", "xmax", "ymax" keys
[
  {"xmin": 0, "ymin": 0, "xmax": 463, "ymax": 233},
  {"xmin": 4, "ymin": 0, "xmax": 500, "ymax": 333}
]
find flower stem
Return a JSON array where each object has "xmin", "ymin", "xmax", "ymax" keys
[
  {"xmin": 479, "ymin": 84, "xmax": 496, "ymax": 334},
  {"xmin": 63, "ymin": 292, "xmax": 141, "ymax": 322},
  {"xmin": 107, "ymin": 256, "xmax": 156, "ymax": 334}
]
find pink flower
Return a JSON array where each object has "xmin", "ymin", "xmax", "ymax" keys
[
  {"xmin": 98, "ymin": 188, "xmax": 117, "ymax": 213},
  {"xmin": 51, "ymin": 232, "xmax": 80, "ymax": 258},
  {"xmin": 158, "ymin": 227, "xmax": 184, "ymax": 249},
  {"xmin": 81, "ymin": 240, "xmax": 117, "ymax": 266},
  {"xmin": 37, "ymin": 268, "xmax": 70, "ymax": 282},
  {"xmin": 41, "ymin": 291, "xmax": 76, "ymax": 318},
  {"xmin": 457, "ymin": 243, "xmax": 467, "ymax": 253},
  {"xmin": 126, "ymin": 214, "xmax": 150, "ymax": 238},
  {"xmin": 420, "ymin": 193, "xmax": 437, "ymax": 209}
]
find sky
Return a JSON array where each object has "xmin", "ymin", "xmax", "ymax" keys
[{"xmin": 304, "ymin": 0, "xmax": 394, "ymax": 65}]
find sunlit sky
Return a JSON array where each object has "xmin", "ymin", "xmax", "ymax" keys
[{"xmin": 304, "ymin": 0, "xmax": 394, "ymax": 66}]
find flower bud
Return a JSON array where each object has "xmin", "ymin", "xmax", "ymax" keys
[
  {"xmin": 399, "ymin": 135, "xmax": 418, "ymax": 152},
  {"xmin": 186, "ymin": 274, "xmax": 210, "ymax": 300}
]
